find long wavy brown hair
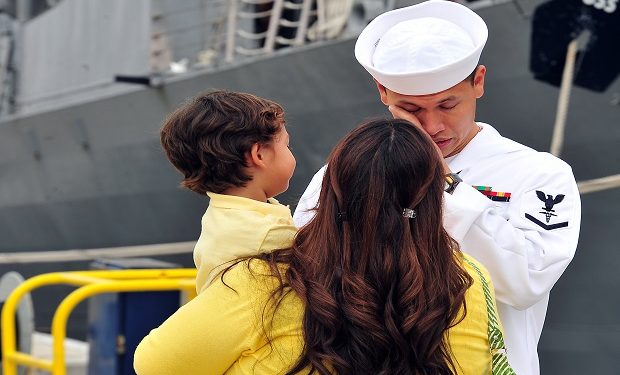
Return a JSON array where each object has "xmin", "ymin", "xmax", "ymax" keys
[{"xmin": 256, "ymin": 118, "xmax": 473, "ymax": 374}]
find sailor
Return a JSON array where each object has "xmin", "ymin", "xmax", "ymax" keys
[{"xmin": 293, "ymin": 1, "xmax": 581, "ymax": 374}]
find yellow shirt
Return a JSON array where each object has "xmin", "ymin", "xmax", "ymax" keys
[
  {"xmin": 134, "ymin": 254, "xmax": 500, "ymax": 375},
  {"xmin": 193, "ymin": 192, "xmax": 297, "ymax": 293}
]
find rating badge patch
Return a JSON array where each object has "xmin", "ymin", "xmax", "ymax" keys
[{"xmin": 522, "ymin": 189, "xmax": 571, "ymax": 230}]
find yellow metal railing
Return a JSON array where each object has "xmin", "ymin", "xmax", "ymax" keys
[{"xmin": 1, "ymin": 268, "xmax": 197, "ymax": 375}]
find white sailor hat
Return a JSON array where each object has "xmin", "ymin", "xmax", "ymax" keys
[{"xmin": 354, "ymin": 0, "xmax": 488, "ymax": 95}]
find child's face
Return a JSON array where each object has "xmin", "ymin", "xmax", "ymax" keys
[{"xmin": 263, "ymin": 126, "xmax": 296, "ymax": 198}]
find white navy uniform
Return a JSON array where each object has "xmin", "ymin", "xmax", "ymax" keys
[{"xmin": 293, "ymin": 123, "xmax": 581, "ymax": 375}]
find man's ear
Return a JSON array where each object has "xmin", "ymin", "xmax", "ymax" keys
[
  {"xmin": 248, "ymin": 143, "xmax": 266, "ymax": 168},
  {"xmin": 473, "ymin": 65, "xmax": 486, "ymax": 99},
  {"xmin": 374, "ymin": 79, "xmax": 390, "ymax": 105}
]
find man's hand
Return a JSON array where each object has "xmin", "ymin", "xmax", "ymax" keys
[{"xmin": 388, "ymin": 105, "xmax": 451, "ymax": 174}]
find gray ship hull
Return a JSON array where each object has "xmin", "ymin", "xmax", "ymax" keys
[{"xmin": 0, "ymin": 1, "xmax": 618, "ymax": 373}]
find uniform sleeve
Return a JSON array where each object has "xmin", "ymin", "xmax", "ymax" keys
[
  {"xmin": 444, "ymin": 158, "xmax": 581, "ymax": 310},
  {"xmin": 133, "ymin": 268, "xmax": 256, "ymax": 375},
  {"xmin": 292, "ymin": 165, "xmax": 327, "ymax": 227}
]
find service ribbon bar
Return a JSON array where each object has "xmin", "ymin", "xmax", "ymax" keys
[{"xmin": 473, "ymin": 185, "xmax": 511, "ymax": 202}]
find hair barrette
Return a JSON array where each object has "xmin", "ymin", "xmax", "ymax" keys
[{"xmin": 402, "ymin": 208, "xmax": 417, "ymax": 219}]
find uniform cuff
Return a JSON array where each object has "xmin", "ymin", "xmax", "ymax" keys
[{"xmin": 443, "ymin": 183, "xmax": 493, "ymax": 242}]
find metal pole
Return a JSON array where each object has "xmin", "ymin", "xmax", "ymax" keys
[
  {"xmin": 578, "ymin": 174, "xmax": 620, "ymax": 195},
  {"xmin": 294, "ymin": 0, "xmax": 313, "ymax": 46},
  {"xmin": 264, "ymin": 0, "xmax": 284, "ymax": 53},
  {"xmin": 550, "ymin": 39, "xmax": 578, "ymax": 157},
  {"xmin": 225, "ymin": 0, "xmax": 238, "ymax": 63},
  {"xmin": 16, "ymin": 0, "xmax": 31, "ymax": 23}
]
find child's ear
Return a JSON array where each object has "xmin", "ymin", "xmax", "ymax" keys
[{"xmin": 248, "ymin": 143, "xmax": 266, "ymax": 168}]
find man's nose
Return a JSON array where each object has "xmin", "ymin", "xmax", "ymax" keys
[{"xmin": 419, "ymin": 111, "xmax": 445, "ymax": 136}]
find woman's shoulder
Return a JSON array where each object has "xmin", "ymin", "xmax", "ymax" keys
[
  {"xmin": 459, "ymin": 253, "xmax": 495, "ymax": 314},
  {"xmin": 461, "ymin": 253, "xmax": 492, "ymax": 285},
  {"xmin": 448, "ymin": 253, "xmax": 494, "ymax": 374}
]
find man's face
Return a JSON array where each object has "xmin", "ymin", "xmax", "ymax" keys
[{"xmin": 377, "ymin": 66, "xmax": 486, "ymax": 158}]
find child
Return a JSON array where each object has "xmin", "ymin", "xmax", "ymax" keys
[{"xmin": 160, "ymin": 90, "xmax": 297, "ymax": 293}]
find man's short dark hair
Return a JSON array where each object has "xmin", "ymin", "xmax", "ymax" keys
[
  {"xmin": 465, "ymin": 65, "xmax": 480, "ymax": 85},
  {"xmin": 160, "ymin": 90, "xmax": 285, "ymax": 195}
]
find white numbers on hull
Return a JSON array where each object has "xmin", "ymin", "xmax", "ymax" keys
[{"xmin": 582, "ymin": 0, "xmax": 618, "ymax": 13}]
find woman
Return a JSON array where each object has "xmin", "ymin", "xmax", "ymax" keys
[{"xmin": 134, "ymin": 118, "xmax": 509, "ymax": 374}]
